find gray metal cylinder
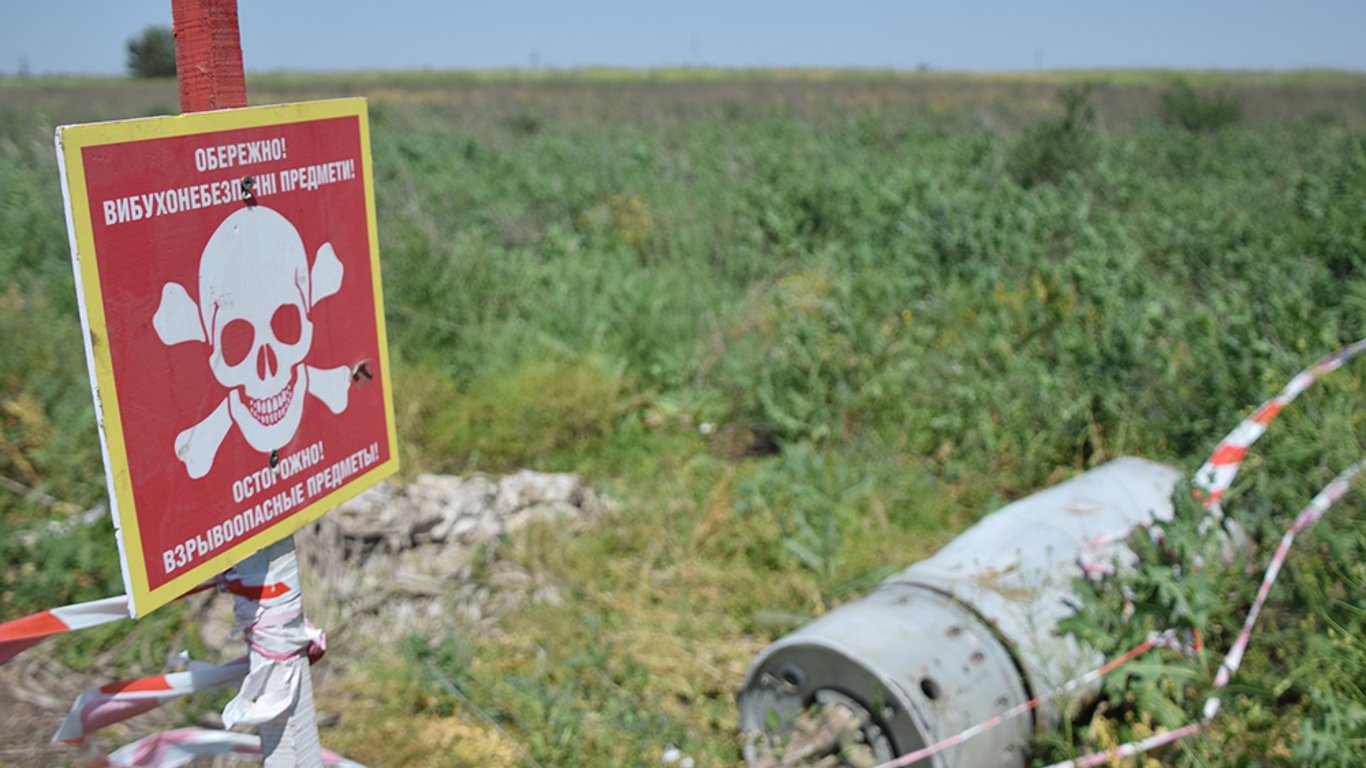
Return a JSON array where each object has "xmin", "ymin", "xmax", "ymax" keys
[{"xmin": 738, "ymin": 457, "xmax": 1182, "ymax": 767}]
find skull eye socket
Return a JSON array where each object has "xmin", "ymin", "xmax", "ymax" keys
[
  {"xmin": 220, "ymin": 319, "xmax": 254, "ymax": 367},
  {"xmin": 271, "ymin": 305, "xmax": 302, "ymax": 345}
]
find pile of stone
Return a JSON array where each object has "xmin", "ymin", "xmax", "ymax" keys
[{"xmin": 201, "ymin": 470, "xmax": 610, "ymax": 655}]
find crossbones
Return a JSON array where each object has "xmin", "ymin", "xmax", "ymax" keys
[{"xmin": 153, "ymin": 206, "xmax": 351, "ymax": 479}]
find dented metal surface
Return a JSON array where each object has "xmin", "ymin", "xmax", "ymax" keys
[{"xmin": 739, "ymin": 457, "xmax": 1182, "ymax": 767}]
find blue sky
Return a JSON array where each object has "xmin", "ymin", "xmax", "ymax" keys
[{"xmin": 4, "ymin": 1, "xmax": 1365, "ymax": 76}]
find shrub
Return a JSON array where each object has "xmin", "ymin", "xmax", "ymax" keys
[
  {"xmin": 1055, "ymin": 366, "xmax": 1366, "ymax": 767},
  {"xmin": 1159, "ymin": 79, "xmax": 1243, "ymax": 133},
  {"xmin": 1007, "ymin": 84, "xmax": 1098, "ymax": 188},
  {"xmin": 126, "ymin": 26, "xmax": 176, "ymax": 79}
]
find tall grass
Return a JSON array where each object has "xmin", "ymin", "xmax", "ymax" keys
[{"xmin": 3, "ymin": 72, "xmax": 1366, "ymax": 765}]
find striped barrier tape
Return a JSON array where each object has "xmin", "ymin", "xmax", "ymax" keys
[
  {"xmin": 1076, "ymin": 337, "xmax": 1366, "ymax": 579},
  {"xmin": 1039, "ymin": 459, "xmax": 1364, "ymax": 767},
  {"xmin": 1203, "ymin": 460, "xmax": 1363, "ymax": 719},
  {"xmin": 60, "ymin": 544, "xmax": 341, "ymax": 765},
  {"xmin": 870, "ymin": 339, "xmax": 1366, "ymax": 768},
  {"xmin": 875, "ymin": 458, "xmax": 1364, "ymax": 768},
  {"xmin": 1076, "ymin": 527, "xmax": 1160, "ymax": 581},
  {"xmin": 870, "ymin": 630, "xmax": 1189, "ymax": 768},
  {"xmin": 220, "ymin": 545, "xmax": 326, "ymax": 732},
  {"xmin": 1192, "ymin": 337, "xmax": 1366, "ymax": 517},
  {"xmin": 0, "ymin": 595, "xmax": 129, "ymax": 666},
  {"xmin": 1041, "ymin": 722, "xmax": 1205, "ymax": 768},
  {"xmin": 0, "ymin": 550, "xmax": 343, "ymax": 765},
  {"xmin": 14, "ymin": 338, "xmax": 1366, "ymax": 766},
  {"xmin": 0, "ymin": 572, "xmax": 292, "ymax": 669},
  {"xmin": 103, "ymin": 727, "xmax": 364, "ymax": 768},
  {"xmin": 55, "ymin": 657, "xmax": 249, "ymax": 743}
]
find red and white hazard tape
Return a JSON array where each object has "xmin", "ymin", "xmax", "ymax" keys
[
  {"xmin": 102, "ymin": 727, "xmax": 364, "ymax": 768},
  {"xmin": 220, "ymin": 545, "xmax": 326, "ymax": 732},
  {"xmin": 55, "ymin": 657, "xmax": 249, "ymax": 743},
  {"xmin": 1076, "ymin": 527, "xmax": 1156, "ymax": 581},
  {"xmin": 1041, "ymin": 722, "xmax": 1205, "ymax": 768},
  {"xmin": 13, "ymin": 338, "xmax": 1365, "ymax": 767},
  {"xmin": 1076, "ymin": 338, "xmax": 1366, "ymax": 580},
  {"xmin": 0, "ymin": 571, "xmax": 292, "ymax": 669},
  {"xmin": 873, "ymin": 339, "xmax": 1366, "ymax": 768},
  {"xmin": 871, "ymin": 630, "xmax": 1188, "ymax": 768},
  {"xmin": 0, "ymin": 547, "xmax": 349, "ymax": 766},
  {"xmin": 878, "ymin": 458, "xmax": 1364, "ymax": 768},
  {"xmin": 1039, "ymin": 460, "xmax": 1364, "ymax": 767},
  {"xmin": 0, "ymin": 595, "xmax": 129, "ymax": 666},
  {"xmin": 1193, "ymin": 338, "xmax": 1366, "ymax": 517},
  {"xmin": 1203, "ymin": 459, "xmax": 1363, "ymax": 719}
]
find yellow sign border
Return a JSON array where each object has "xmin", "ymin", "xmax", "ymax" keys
[{"xmin": 55, "ymin": 99, "xmax": 398, "ymax": 617}]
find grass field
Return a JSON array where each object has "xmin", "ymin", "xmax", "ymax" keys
[{"xmin": 3, "ymin": 69, "xmax": 1366, "ymax": 766}]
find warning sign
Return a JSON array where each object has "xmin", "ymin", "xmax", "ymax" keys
[{"xmin": 56, "ymin": 100, "xmax": 398, "ymax": 616}]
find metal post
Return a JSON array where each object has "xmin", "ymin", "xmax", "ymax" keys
[
  {"xmin": 170, "ymin": 3, "xmax": 322, "ymax": 765},
  {"xmin": 223, "ymin": 538, "xmax": 323, "ymax": 768}
]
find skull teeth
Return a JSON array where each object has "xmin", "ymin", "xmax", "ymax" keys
[{"xmin": 246, "ymin": 379, "xmax": 296, "ymax": 426}]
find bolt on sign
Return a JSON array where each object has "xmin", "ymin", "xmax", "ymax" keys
[{"xmin": 56, "ymin": 99, "xmax": 397, "ymax": 617}]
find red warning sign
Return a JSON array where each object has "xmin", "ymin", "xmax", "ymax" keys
[{"xmin": 56, "ymin": 100, "xmax": 397, "ymax": 616}]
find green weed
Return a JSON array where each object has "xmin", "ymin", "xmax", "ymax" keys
[
  {"xmin": 4, "ymin": 73, "xmax": 1366, "ymax": 765},
  {"xmin": 1007, "ymin": 84, "xmax": 1098, "ymax": 188},
  {"xmin": 1055, "ymin": 370, "xmax": 1366, "ymax": 766}
]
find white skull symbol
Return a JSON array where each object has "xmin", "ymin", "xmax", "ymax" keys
[
  {"xmin": 153, "ymin": 204, "xmax": 352, "ymax": 479},
  {"xmin": 199, "ymin": 207, "xmax": 314, "ymax": 451}
]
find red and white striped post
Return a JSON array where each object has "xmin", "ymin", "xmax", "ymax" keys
[{"xmin": 170, "ymin": 3, "xmax": 323, "ymax": 765}]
